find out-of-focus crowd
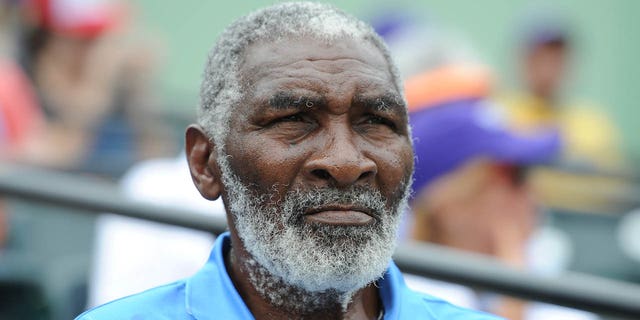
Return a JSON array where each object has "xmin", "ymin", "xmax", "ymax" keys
[
  {"xmin": 373, "ymin": 11, "xmax": 633, "ymax": 319},
  {"xmin": 0, "ymin": 1, "xmax": 638, "ymax": 320},
  {"xmin": 0, "ymin": 0, "xmax": 174, "ymax": 174},
  {"xmin": 1, "ymin": 1, "xmax": 176, "ymax": 318}
]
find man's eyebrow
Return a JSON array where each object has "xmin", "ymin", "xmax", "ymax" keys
[
  {"xmin": 267, "ymin": 92, "xmax": 326, "ymax": 110},
  {"xmin": 354, "ymin": 93, "xmax": 406, "ymax": 113}
]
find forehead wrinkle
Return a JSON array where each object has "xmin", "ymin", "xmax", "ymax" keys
[
  {"xmin": 249, "ymin": 66, "xmax": 394, "ymax": 98},
  {"xmin": 237, "ymin": 39, "xmax": 398, "ymax": 119},
  {"xmin": 243, "ymin": 35, "xmax": 386, "ymax": 64},
  {"xmin": 246, "ymin": 57, "xmax": 382, "ymax": 76},
  {"xmin": 243, "ymin": 61, "xmax": 390, "ymax": 92},
  {"xmin": 240, "ymin": 37, "xmax": 390, "ymax": 81},
  {"xmin": 291, "ymin": 58, "xmax": 389, "ymax": 78}
]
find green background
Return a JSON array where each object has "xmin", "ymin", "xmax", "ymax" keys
[{"xmin": 133, "ymin": 0, "xmax": 640, "ymax": 162}]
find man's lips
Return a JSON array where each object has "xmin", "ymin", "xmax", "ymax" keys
[{"xmin": 304, "ymin": 205, "xmax": 376, "ymax": 226}]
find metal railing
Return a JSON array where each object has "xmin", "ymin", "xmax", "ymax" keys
[{"xmin": 1, "ymin": 163, "xmax": 639, "ymax": 318}]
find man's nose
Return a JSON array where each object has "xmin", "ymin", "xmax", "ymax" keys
[{"xmin": 304, "ymin": 131, "xmax": 377, "ymax": 188}]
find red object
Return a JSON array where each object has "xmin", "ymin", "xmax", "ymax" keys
[
  {"xmin": 25, "ymin": 0, "xmax": 122, "ymax": 39},
  {"xmin": 0, "ymin": 59, "xmax": 43, "ymax": 146}
]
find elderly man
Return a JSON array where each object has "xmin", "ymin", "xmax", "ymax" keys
[{"xmin": 77, "ymin": 3, "xmax": 500, "ymax": 319}]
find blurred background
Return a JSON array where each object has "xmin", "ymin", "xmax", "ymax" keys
[{"xmin": 0, "ymin": 0, "xmax": 639, "ymax": 319}]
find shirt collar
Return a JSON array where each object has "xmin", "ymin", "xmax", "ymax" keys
[
  {"xmin": 185, "ymin": 232, "xmax": 404, "ymax": 320},
  {"xmin": 186, "ymin": 232, "xmax": 254, "ymax": 320}
]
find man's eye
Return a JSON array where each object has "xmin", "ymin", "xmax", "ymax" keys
[
  {"xmin": 278, "ymin": 114, "xmax": 305, "ymax": 122},
  {"xmin": 265, "ymin": 114, "xmax": 307, "ymax": 127},
  {"xmin": 363, "ymin": 115, "xmax": 396, "ymax": 130},
  {"xmin": 265, "ymin": 113, "xmax": 316, "ymax": 141},
  {"xmin": 265, "ymin": 113, "xmax": 316, "ymax": 133}
]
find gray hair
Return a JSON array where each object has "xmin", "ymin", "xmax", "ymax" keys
[{"xmin": 198, "ymin": 1, "xmax": 402, "ymax": 150}]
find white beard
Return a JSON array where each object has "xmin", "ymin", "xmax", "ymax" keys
[{"xmin": 218, "ymin": 155, "xmax": 411, "ymax": 307}]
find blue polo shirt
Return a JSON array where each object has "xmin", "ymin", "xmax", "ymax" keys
[{"xmin": 76, "ymin": 232, "xmax": 501, "ymax": 319}]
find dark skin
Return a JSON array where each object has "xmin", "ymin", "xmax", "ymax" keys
[
  {"xmin": 523, "ymin": 41, "xmax": 568, "ymax": 102},
  {"xmin": 186, "ymin": 36, "xmax": 414, "ymax": 319}
]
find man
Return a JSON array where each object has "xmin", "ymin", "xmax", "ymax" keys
[
  {"xmin": 500, "ymin": 11, "xmax": 624, "ymax": 171},
  {"xmin": 500, "ymin": 10, "xmax": 630, "ymax": 217},
  {"xmin": 77, "ymin": 3, "xmax": 500, "ymax": 319},
  {"xmin": 405, "ymin": 63, "xmax": 560, "ymax": 263},
  {"xmin": 18, "ymin": 0, "xmax": 174, "ymax": 176}
]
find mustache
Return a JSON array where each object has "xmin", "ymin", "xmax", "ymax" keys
[{"xmin": 280, "ymin": 186, "xmax": 390, "ymax": 225}]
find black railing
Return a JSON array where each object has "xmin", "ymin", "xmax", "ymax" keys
[{"xmin": 1, "ymin": 163, "xmax": 639, "ymax": 318}]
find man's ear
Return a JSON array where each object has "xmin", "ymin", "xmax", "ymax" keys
[{"xmin": 185, "ymin": 125, "xmax": 222, "ymax": 200}]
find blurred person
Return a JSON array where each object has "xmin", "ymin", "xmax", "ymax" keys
[
  {"xmin": 77, "ymin": 2, "xmax": 501, "ymax": 319},
  {"xmin": 0, "ymin": 0, "xmax": 47, "ymax": 253},
  {"xmin": 1, "ymin": 4, "xmax": 52, "ymax": 318},
  {"xmin": 500, "ymin": 11, "xmax": 625, "ymax": 171},
  {"xmin": 406, "ymin": 63, "xmax": 597, "ymax": 320},
  {"xmin": 370, "ymin": 12, "xmax": 597, "ymax": 318},
  {"xmin": 406, "ymin": 64, "xmax": 558, "ymax": 266},
  {"xmin": 0, "ymin": 54, "xmax": 45, "ymax": 256},
  {"xmin": 0, "ymin": 0, "xmax": 45, "ymax": 161},
  {"xmin": 16, "ymin": 0, "xmax": 173, "ymax": 177},
  {"xmin": 1, "ymin": 1, "xmax": 173, "ymax": 317},
  {"xmin": 499, "ymin": 9, "xmax": 634, "ymax": 244},
  {"xmin": 0, "ymin": 56, "xmax": 45, "ymax": 162}
]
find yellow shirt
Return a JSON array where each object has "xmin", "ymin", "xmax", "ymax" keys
[
  {"xmin": 499, "ymin": 93, "xmax": 631, "ymax": 213},
  {"xmin": 500, "ymin": 93, "xmax": 623, "ymax": 170}
]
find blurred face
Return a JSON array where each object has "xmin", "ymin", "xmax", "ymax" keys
[
  {"xmin": 412, "ymin": 161, "xmax": 536, "ymax": 266},
  {"xmin": 220, "ymin": 36, "xmax": 414, "ymax": 293},
  {"xmin": 524, "ymin": 41, "xmax": 568, "ymax": 100}
]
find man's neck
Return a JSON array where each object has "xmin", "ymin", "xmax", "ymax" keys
[{"xmin": 225, "ymin": 233, "xmax": 381, "ymax": 319}]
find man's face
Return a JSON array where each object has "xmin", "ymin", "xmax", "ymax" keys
[
  {"xmin": 220, "ymin": 36, "xmax": 414, "ymax": 294},
  {"xmin": 524, "ymin": 41, "xmax": 568, "ymax": 99}
]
